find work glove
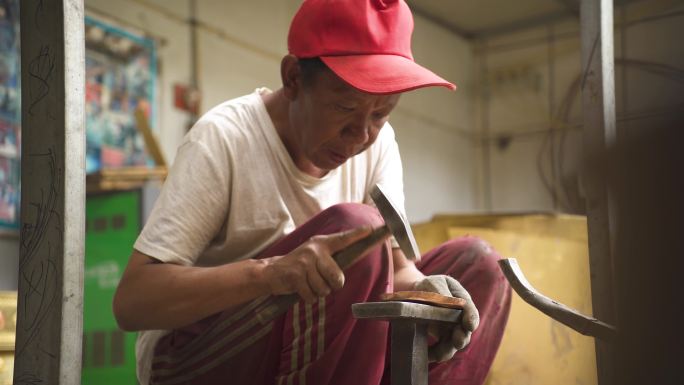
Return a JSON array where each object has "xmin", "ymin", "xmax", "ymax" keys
[{"xmin": 413, "ymin": 274, "xmax": 480, "ymax": 363}]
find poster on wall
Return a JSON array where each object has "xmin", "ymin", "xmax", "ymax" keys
[
  {"xmin": 0, "ymin": 0, "xmax": 20, "ymax": 234},
  {"xmin": 85, "ymin": 16, "xmax": 157, "ymax": 173}
]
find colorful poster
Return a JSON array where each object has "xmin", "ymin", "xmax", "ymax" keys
[
  {"xmin": 0, "ymin": 157, "xmax": 18, "ymax": 229},
  {"xmin": 85, "ymin": 16, "xmax": 157, "ymax": 173},
  {"xmin": 0, "ymin": 0, "xmax": 20, "ymax": 233},
  {"xmin": 0, "ymin": 9, "xmax": 158, "ymax": 232}
]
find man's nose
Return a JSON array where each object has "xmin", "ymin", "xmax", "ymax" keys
[{"xmin": 345, "ymin": 114, "xmax": 371, "ymax": 144}]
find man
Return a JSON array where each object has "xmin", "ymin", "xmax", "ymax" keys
[{"xmin": 113, "ymin": 1, "xmax": 511, "ymax": 384}]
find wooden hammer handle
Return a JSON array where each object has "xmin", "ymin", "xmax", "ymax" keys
[{"xmin": 254, "ymin": 226, "xmax": 391, "ymax": 324}]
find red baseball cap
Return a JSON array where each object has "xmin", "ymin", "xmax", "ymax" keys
[{"xmin": 288, "ymin": 0, "xmax": 456, "ymax": 95}]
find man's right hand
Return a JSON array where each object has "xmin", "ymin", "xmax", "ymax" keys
[{"xmin": 260, "ymin": 226, "xmax": 379, "ymax": 302}]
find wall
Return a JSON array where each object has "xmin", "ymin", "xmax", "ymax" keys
[
  {"xmin": 474, "ymin": 0, "xmax": 684, "ymax": 214},
  {"xmin": 84, "ymin": 0, "xmax": 478, "ymax": 223}
]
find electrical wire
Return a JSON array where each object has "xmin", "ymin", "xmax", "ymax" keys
[{"xmin": 541, "ymin": 57, "xmax": 684, "ymax": 214}]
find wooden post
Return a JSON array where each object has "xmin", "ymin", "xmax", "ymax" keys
[
  {"xmin": 14, "ymin": 0, "xmax": 85, "ymax": 384},
  {"xmin": 580, "ymin": 0, "xmax": 617, "ymax": 384}
]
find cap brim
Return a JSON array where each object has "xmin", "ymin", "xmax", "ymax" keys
[{"xmin": 320, "ymin": 55, "xmax": 456, "ymax": 95}]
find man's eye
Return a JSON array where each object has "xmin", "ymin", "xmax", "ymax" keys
[
  {"xmin": 335, "ymin": 104, "xmax": 355, "ymax": 113},
  {"xmin": 372, "ymin": 112, "xmax": 388, "ymax": 121}
]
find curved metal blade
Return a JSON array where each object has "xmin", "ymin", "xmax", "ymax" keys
[{"xmin": 499, "ymin": 258, "xmax": 617, "ymax": 341}]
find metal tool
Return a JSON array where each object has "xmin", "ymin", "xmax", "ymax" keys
[
  {"xmin": 498, "ymin": 258, "xmax": 617, "ymax": 341},
  {"xmin": 353, "ymin": 297, "xmax": 463, "ymax": 385},
  {"xmin": 370, "ymin": 184, "xmax": 421, "ymax": 262},
  {"xmin": 254, "ymin": 184, "xmax": 420, "ymax": 324}
]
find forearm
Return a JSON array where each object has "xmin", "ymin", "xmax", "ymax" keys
[
  {"xmin": 392, "ymin": 247, "xmax": 424, "ymax": 291},
  {"xmin": 113, "ymin": 251, "xmax": 271, "ymax": 331}
]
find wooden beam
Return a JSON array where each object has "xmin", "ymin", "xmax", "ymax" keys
[
  {"xmin": 580, "ymin": 0, "xmax": 617, "ymax": 384},
  {"xmin": 14, "ymin": 0, "xmax": 85, "ymax": 384}
]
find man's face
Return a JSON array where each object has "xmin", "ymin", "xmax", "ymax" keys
[{"xmin": 288, "ymin": 67, "xmax": 401, "ymax": 173}]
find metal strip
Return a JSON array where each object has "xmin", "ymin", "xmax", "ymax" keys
[
  {"xmin": 391, "ymin": 321, "xmax": 428, "ymax": 385},
  {"xmin": 580, "ymin": 0, "xmax": 618, "ymax": 383}
]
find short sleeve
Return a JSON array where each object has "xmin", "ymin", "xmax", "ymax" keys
[{"xmin": 134, "ymin": 130, "xmax": 232, "ymax": 266}]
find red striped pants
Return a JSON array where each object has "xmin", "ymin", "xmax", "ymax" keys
[{"xmin": 150, "ymin": 203, "xmax": 511, "ymax": 385}]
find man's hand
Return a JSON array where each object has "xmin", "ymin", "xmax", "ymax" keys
[
  {"xmin": 413, "ymin": 275, "xmax": 480, "ymax": 362},
  {"xmin": 261, "ymin": 227, "xmax": 379, "ymax": 302}
]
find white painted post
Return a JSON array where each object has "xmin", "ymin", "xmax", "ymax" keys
[{"xmin": 14, "ymin": 0, "xmax": 85, "ymax": 384}]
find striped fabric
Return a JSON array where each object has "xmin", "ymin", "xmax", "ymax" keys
[
  {"xmin": 276, "ymin": 299, "xmax": 325, "ymax": 385},
  {"xmin": 151, "ymin": 296, "xmax": 275, "ymax": 384},
  {"xmin": 147, "ymin": 204, "xmax": 511, "ymax": 385}
]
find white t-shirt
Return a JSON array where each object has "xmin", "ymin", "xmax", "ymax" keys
[{"xmin": 133, "ymin": 88, "xmax": 406, "ymax": 384}]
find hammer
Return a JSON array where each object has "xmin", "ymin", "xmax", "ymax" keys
[{"xmin": 254, "ymin": 184, "xmax": 421, "ymax": 324}]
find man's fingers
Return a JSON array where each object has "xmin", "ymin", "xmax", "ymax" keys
[
  {"xmin": 315, "ymin": 254, "xmax": 345, "ymax": 290},
  {"xmin": 428, "ymin": 338, "xmax": 457, "ymax": 363},
  {"xmin": 451, "ymin": 327, "xmax": 472, "ymax": 351},
  {"xmin": 294, "ymin": 279, "xmax": 316, "ymax": 303},
  {"xmin": 444, "ymin": 276, "xmax": 480, "ymax": 332},
  {"xmin": 461, "ymin": 304, "xmax": 480, "ymax": 332},
  {"xmin": 306, "ymin": 265, "xmax": 332, "ymax": 297}
]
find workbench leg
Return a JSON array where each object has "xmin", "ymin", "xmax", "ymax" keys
[{"xmin": 391, "ymin": 321, "xmax": 429, "ymax": 385}]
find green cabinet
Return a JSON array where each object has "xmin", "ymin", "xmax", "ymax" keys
[{"xmin": 83, "ymin": 190, "xmax": 142, "ymax": 385}]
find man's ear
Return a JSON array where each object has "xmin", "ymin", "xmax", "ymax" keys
[{"xmin": 281, "ymin": 55, "xmax": 301, "ymax": 101}]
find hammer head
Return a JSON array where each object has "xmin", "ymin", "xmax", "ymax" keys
[{"xmin": 371, "ymin": 184, "xmax": 421, "ymax": 261}]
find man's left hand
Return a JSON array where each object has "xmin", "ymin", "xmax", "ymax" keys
[{"xmin": 413, "ymin": 275, "xmax": 479, "ymax": 362}]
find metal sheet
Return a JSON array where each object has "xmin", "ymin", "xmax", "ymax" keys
[{"xmin": 352, "ymin": 301, "xmax": 462, "ymax": 323}]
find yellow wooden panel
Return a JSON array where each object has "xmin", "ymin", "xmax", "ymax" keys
[
  {"xmin": 487, "ymin": 214, "xmax": 588, "ymax": 243},
  {"xmin": 445, "ymin": 225, "xmax": 597, "ymax": 385},
  {"xmin": 0, "ymin": 352, "xmax": 13, "ymax": 385},
  {"xmin": 0, "ymin": 291, "xmax": 15, "ymax": 385},
  {"xmin": 410, "ymin": 221, "xmax": 452, "ymax": 254}
]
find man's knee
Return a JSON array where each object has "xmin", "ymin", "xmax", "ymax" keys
[
  {"xmin": 320, "ymin": 203, "xmax": 384, "ymax": 231},
  {"xmin": 440, "ymin": 237, "xmax": 511, "ymax": 311},
  {"xmin": 443, "ymin": 236, "xmax": 505, "ymax": 283}
]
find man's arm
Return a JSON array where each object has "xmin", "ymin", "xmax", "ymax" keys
[
  {"xmin": 112, "ymin": 250, "xmax": 270, "ymax": 331},
  {"xmin": 113, "ymin": 226, "xmax": 382, "ymax": 332}
]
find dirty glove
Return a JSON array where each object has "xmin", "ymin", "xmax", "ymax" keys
[{"xmin": 413, "ymin": 275, "xmax": 480, "ymax": 362}]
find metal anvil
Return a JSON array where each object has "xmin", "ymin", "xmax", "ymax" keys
[{"xmin": 352, "ymin": 299, "xmax": 462, "ymax": 385}]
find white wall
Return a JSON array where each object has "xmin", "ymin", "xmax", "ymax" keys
[
  {"xmin": 393, "ymin": 16, "xmax": 476, "ymax": 222},
  {"xmin": 84, "ymin": 0, "xmax": 478, "ymax": 223},
  {"xmin": 474, "ymin": 0, "xmax": 684, "ymax": 214},
  {"xmin": 476, "ymin": 20, "xmax": 584, "ymax": 213}
]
